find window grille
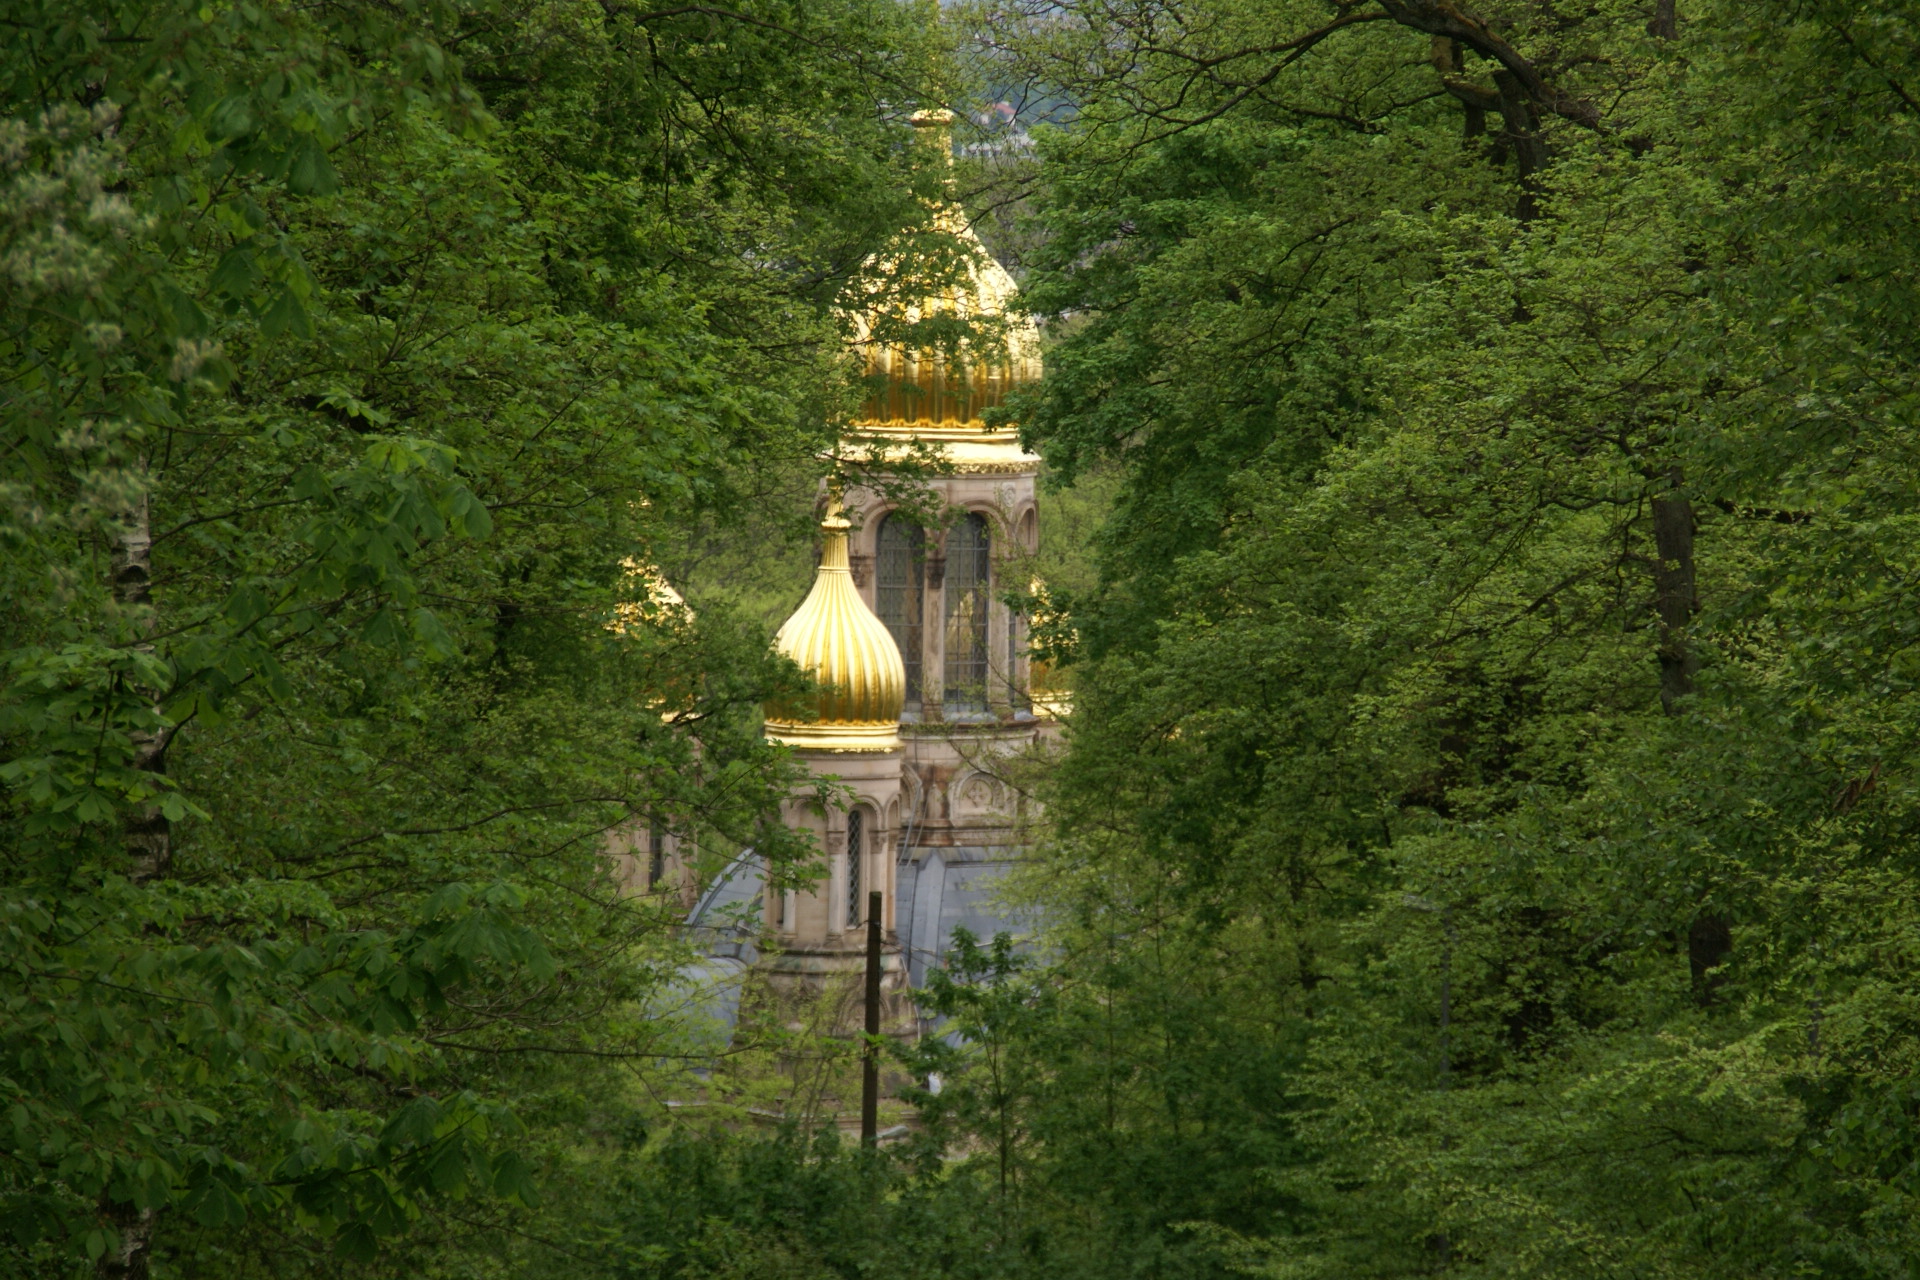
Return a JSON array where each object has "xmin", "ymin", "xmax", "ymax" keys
[
  {"xmin": 875, "ymin": 515, "xmax": 925, "ymax": 711},
  {"xmin": 846, "ymin": 809, "xmax": 864, "ymax": 928},
  {"xmin": 944, "ymin": 513, "xmax": 991, "ymax": 713}
]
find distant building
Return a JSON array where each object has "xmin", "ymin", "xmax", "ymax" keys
[
  {"xmin": 735, "ymin": 109, "xmax": 1060, "ymax": 1023},
  {"xmin": 617, "ymin": 111, "xmax": 1060, "ymax": 1040}
]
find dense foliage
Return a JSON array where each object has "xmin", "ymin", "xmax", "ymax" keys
[
  {"xmin": 0, "ymin": 0, "xmax": 953, "ymax": 1274},
  {"xmin": 9, "ymin": 1, "xmax": 1920, "ymax": 1279},
  {"xmin": 970, "ymin": 1, "xmax": 1920, "ymax": 1277}
]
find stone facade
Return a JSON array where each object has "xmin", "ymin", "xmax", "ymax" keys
[{"xmin": 753, "ymin": 437, "xmax": 1057, "ymax": 1019}]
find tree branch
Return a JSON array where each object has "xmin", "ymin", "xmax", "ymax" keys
[{"xmin": 1373, "ymin": 0, "xmax": 1601, "ymax": 127}]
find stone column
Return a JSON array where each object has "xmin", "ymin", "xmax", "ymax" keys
[{"xmin": 923, "ymin": 535, "xmax": 946, "ymax": 718}]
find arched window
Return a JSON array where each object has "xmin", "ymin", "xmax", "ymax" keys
[
  {"xmin": 944, "ymin": 513, "xmax": 991, "ymax": 714},
  {"xmin": 875, "ymin": 514, "xmax": 925, "ymax": 712},
  {"xmin": 846, "ymin": 808, "xmax": 865, "ymax": 928}
]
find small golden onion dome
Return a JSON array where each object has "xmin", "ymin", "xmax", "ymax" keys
[
  {"xmin": 608, "ymin": 557, "xmax": 696, "ymax": 723},
  {"xmin": 609, "ymin": 556, "xmax": 691, "ymax": 635},
  {"xmin": 849, "ymin": 111, "xmax": 1043, "ymax": 442},
  {"xmin": 765, "ymin": 506, "xmax": 906, "ymax": 752}
]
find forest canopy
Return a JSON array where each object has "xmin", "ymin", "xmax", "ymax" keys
[{"xmin": 4, "ymin": 1, "xmax": 1920, "ymax": 1278}]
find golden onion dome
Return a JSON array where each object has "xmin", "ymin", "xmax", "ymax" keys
[
  {"xmin": 849, "ymin": 111, "xmax": 1043, "ymax": 459},
  {"xmin": 764, "ymin": 505, "xmax": 906, "ymax": 752},
  {"xmin": 608, "ymin": 556, "xmax": 691, "ymax": 635}
]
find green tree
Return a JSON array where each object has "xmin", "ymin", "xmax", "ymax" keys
[
  {"xmin": 929, "ymin": 0, "xmax": 1920, "ymax": 1275},
  {"xmin": 0, "ymin": 1, "xmax": 957, "ymax": 1274}
]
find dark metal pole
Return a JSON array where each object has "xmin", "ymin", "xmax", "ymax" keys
[{"xmin": 861, "ymin": 889, "xmax": 883, "ymax": 1147}]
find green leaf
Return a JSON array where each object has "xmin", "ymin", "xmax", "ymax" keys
[
  {"xmin": 210, "ymin": 248, "xmax": 261, "ymax": 299},
  {"xmin": 333, "ymin": 1221, "xmax": 377, "ymax": 1263},
  {"xmin": 259, "ymin": 286, "xmax": 312, "ymax": 340},
  {"xmin": 450, "ymin": 489, "xmax": 493, "ymax": 539},
  {"xmin": 157, "ymin": 279, "xmax": 210, "ymax": 338},
  {"xmin": 288, "ymin": 138, "xmax": 340, "ymax": 196},
  {"xmin": 409, "ymin": 608, "xmax": 455, "ymax": 659},
  {"xmin": 492, "ymin": 1150, "xmax": 540, "ymax": 1208}
]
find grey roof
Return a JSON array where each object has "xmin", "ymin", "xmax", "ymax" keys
[
  {"xmin": 672, "ymin": 845, "xmax": 1035, "ymax": 1040},
  {"xmin": 646, "ymin": 954, "xmax": 751, "ymax": 1052},
  {"xmin": 684, "ymin": 849, "xmax": 762, "ymax": 964},
  {"xmin": 661, "ymin": 851, "xmax": 764, "ymax": 1046},
  {"xmin": 895, "ymin": 846, "xmax": 1035, "ymax": 987}
]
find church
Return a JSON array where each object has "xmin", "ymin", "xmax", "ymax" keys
[{"xmin": 658, "ymin": 109, "xmax": 1061, "ymax": 1030}]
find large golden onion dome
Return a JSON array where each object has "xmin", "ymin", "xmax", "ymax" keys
[
  {"xmin": 765, "ymin": 504, "xmax": 906, "ymax": 752},
  {"xmin": 849, "ymin": 111, "xmax": 1043, "ymax": 472}
]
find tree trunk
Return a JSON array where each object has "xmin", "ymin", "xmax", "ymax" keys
[
  {"xmin": 1647, "ymin": 0, "xmax": 1677, "ymax": 40},
  {"xmin": 1491, "ymin": 69, "xmax": 1545, "ymax": 220},
  {"xmin": 97, "ymin": 1205, "xmax": 154, "ymax": 1280},
  {"xmin": 1688, "ymin": 914, "xmax": 1731, "ymax": 1002},
  {"xmin": 101, "ymin": 491, "xmax": 167, "ymax": 1279},
  {"xmin": 1650, "ymin": 471, "xmax": 1697, "ymax": 712},
  {"xmin": 1650, "ymin": 468, "xmax": 1727, "ymax": 999},
  {"xmin": 111, "ymin": 491, "xmax": 170, "ymax": 883}
]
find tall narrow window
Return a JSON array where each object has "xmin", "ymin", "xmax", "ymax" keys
[
  {"xmin": 944, "ymin": 513, "xmax": 991, "ymax": 714},
  {"xmin": 846, "ymin": 809, "xmax": 865, "ymax": 928},
  {"xmin": 647, "ymin": 821, "xmax": 666, "ymax": 889},
  {"xmin": 875, "ymin": 515, "xmax": 925, "ymax": 712}
]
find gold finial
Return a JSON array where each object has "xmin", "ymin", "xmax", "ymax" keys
[{"xmin": 764, "ymin": 499, "xmax": 906, "ymax": 752}]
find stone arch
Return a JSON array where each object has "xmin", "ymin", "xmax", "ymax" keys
[{"xmin": 953, "ymin": 769, "xmax": 1005, "ymax": 817}]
